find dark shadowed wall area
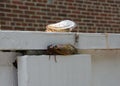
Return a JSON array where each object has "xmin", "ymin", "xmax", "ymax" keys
[{"xmin": 0, "ymin": 0, "xmax": 120, "ymax": 33}]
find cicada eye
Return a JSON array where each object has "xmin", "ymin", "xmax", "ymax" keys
[
  {"xmin": 54, "ymin": 45, "xmax": 58, "ymax": 48},
  {"xmin": 47, "ymin": 45, "xmax": 52, "ymax": 49}
]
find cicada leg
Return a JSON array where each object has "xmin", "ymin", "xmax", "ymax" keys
[
  {"xmin": 54, "ymin": 55, "xmax": 57, "ymax": 63},
  {"xmin": 49, "ymin": 55, "xmax": 51, "ymax": 60}
]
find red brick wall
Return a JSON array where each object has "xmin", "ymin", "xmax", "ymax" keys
[{"xmin": 0, "ymin": 0, "xmax": 120, "ymax": 33}]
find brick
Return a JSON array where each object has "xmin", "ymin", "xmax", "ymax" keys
[
  {"xmin": 28, "ymin": 23, "xmax": 33, "ymax": 27},
  {"xmin": 58, "ymin": 13, "xmax": 67, "ymax": 17},
  {"xmin": 100, "ymin": 20, "xmax": 107, "ymax": 23},
  {"xmin": 19, "ymin": 15, "xmax": 30, "ymax": 18},
  {"xmin": 16, "ymin": 22, "xmax": 22, "ymax": 26},
  {"xmin": 25, "ymin": 11, "xmax": 35, "ymax": 15},
  {"xmin": 11, "ymin": 22, "xmax": 16, "ymax": 26},
  {"xmin": 87, "ymin": 23, "xmax": 94, "ymax": 26},
  {"xmin": 57, "ymin": 1, "xmax": 64, "ymax": 5},
  {"xmin": 6, "ymin": 4, "xmax": 17, "ymax": 8},
  {"xmin": 0, "ymin": 0, "xmax": 10, "ymax": 3},
  {"xmin": 52, "ymin": 17, "xmax": 62, "ymax": 20},
  {"xmin": 19, "ymin": 6, "xmax": 29, "ymax": 10},
  {"xmin": 47, "ymin": 5, "xmax": 56, "ymax": 8},
  {"xmin": 36, "ymin": 12, "xmax": 46, "ymax": 15},
  {"xmin": 25, "ymin": 19, "xmax": 35, "ymax": 22},
  {"xmin": 76, "ymin": 0, "xmax": 84, "ymax": 3},
  {"xmin": 14, "ymin": 27, "xmax": 25, "ymax": 31},
  {"xmin": 1, "ymin": 26, "xmax": 13, "ymax": 30},
  {"xmin": 42, "ymin": 16, "xmax": 51, "ymax": 19},
  {"xmin": 87, "ymin": 8, "xmax": 94, "ymax": 12},
  {"xmin": 0, "ymin": 0, "xmax": 119, "ymax": 33},
  {"xmin": 96, "ymin": 24, "xmax": 104, "ymax": 27},
  {"xmin": 0, "ymin": 21, "xmax": 6, "ymax": 25},
  {"xmin": 51, "ymin": 9, "xmax": 60, "ymax": 12},
  {"xmin": 12, "ymin": 10, "xmax": 23, "ymax": 14},
  {"xmin": 13, "ymin": 18, "xmax": 24, "ymax": 22},
  {"xmin": 67, "ymin": 6, "xmax": 76, "ymax": 10},
  {"xmin": 0, "ymin": 13, "xmax": 5, "ymax": 16},
  {"xmin": 84, "ymin": 1, "xmax": 92, "ymax": 4},
  {"xmin": 47, "ymin": 20, "xmax": 57, "ymax": 23},
  {"xmin": 64, "ymin": 2, "xmax": 73, "ymax": 5},
  {"xmin": 1, "ymin": 17, "xmax": 12, "ymax": 21},
  {"xmin": 47, "ymin": 12, "xmax": 57, "ymax": 16},
  {"xmin": 83, "ymin": 19, "xmax": 91, "ymax": 23},
  {"xmin": 62, "ymin": 10, "xmax": 71, "ymax": 13},
  {"xmin": 104, "ymin": 24, "xmax": 111, "ymax": 27},
  {"xmin": 41, "ymin": 8, "xmax": 50, "ymax": 12},
  {"xmin": 82, "ymin": 12, "xmax": 90, "ymax": 15},
  {"xmin": 0, "ymin": 8, "xmax": 11, "ymax": 12},
  {"xmin": 30, "ymin": 7, "xmax": 40, "ymax": 11},
  {"xmin": 66, "ymin": 0, "xmax": 74, "ymax": 2},
  {"xmin": 25, "ymin": 2, "xmax": 35, "ymax": 6},
  {"xmin": 26, "ymin": 27, "xmax": 35, "ymax": 31},
  {"xmin": 0, "ymin": 3, "xmax": 5, "ymax": 7},
  {"xmin": 107, "ymin": 0, "xmax": 114, "ymax": 3},
  {"xmin": 33, "ymin": 24, "xmax": 39, "ymax": 27},
  {"xmin": 104, "ymin": 17, "xmax": 112, "ymax": 20},
  {"xmin": 96, "ymin": 16, "xmax": 103, "ymax": 20},
  {"xmin": 31, "ymin": 15, "xmax": 40, "ymax": 19},
  {"xmin": 99, "ymin": 0, "xmax": 106, "ymax": 2},
  {"xmin": 37, "ymin": 20, "xmax": 46, "ymax": 23},
  {"xmin": 115, "ymin": 1, "xmax": 120, "ymax": 4},
  {"xmin": 57, "ymin": 5, "xmax": 67, "ymax": 9},
  {"xmin": 91, "ymin": 20, "xmax": 99, "ymax": 23},
  {"xmin": 22, "ymin": 23, "xmax": 27, "ymax": 26},
  {"xmin": 6, "ymin": 13, "xmax": 18, "ymax": 17},
  {"xmin": 12, "ymin": 1, "xmax": 23, "ymax": 5},
  {"xmin": 91, "ymin": 12, "xmax": 99, "ymax": 16},
  {"xmin": 36, "ymin": 3, "xmax": 46, "ymax": 7},
  {"xmin": 68, "ymin": 14, "xmax": 77, "ymax": 18}
]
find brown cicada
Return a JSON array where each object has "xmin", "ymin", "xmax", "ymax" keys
[{"xmin": 47, "ymin": 44, "xmax": 78, "ymax": 62}]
